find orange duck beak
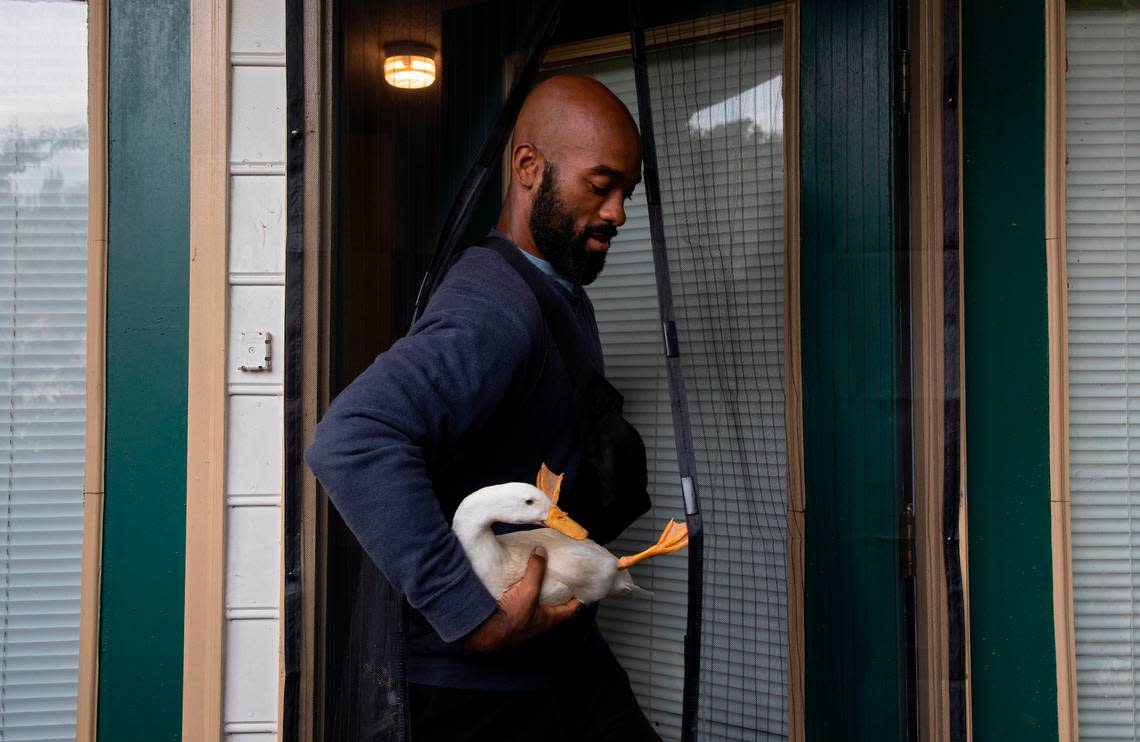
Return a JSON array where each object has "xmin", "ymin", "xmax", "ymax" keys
[
  {"xmin": 542, "ymin": 503, "xmax": 588, "ymax": 541},
  {"xmin": 536, "ymin": 463, "xmax": 588, "ymax": 540}
]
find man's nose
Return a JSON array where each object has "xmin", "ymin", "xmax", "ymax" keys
[{"xmin": 598, "ymin": 191, "xmax": 626, "ymax": 228}]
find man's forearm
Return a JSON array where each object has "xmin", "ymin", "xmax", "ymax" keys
[{"xmin": 304, "ymin": 373, "xmax": 497, "ymax": 642}]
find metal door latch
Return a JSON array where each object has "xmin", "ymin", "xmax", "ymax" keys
[{"xmin": 239, "ymin": 330, "xmax": 272, "ymax": 372}]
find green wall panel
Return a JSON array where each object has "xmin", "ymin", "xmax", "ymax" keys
[
  {"xmin": 799, "ymin": 0, "xmax": 908, "ymax": 738},
  {"xmin": 99, "ymin": 1, "xmax": 189, "ymax": 739},
  {"xmin": 962, "ymin": 2, "xmax": 1057, "ymax": 740}
]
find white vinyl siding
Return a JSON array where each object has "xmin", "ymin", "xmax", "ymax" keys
[
  {"xmin": 224, "ymin": 1, "xmax": 287, "ymax": 738},
  {"xmin": 0, "ymin": 2, "xmax": 89, "ymax": 739},
  {"xmin": 1066, "ymin": 7, "xmax": 1140, "ymax": 741},
  {"xmin": 558, "ymin": 23, "xmax": 788, "ymax": 741}
]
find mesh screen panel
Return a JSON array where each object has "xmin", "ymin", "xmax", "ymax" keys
[
  {"xmin": 649, "ymin": 19, "xmax": 789, "ymax": 741},
  {"xmin": 547, "ymin": 56, "xmax": 688, "ymax": 739},
  {"xmin": 550, "ymin": 15, "xmax": 790, "ymax": 740}
]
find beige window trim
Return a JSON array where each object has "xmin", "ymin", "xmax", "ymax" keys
[
  {"xmin": 77, "ymin": 1, "xmax": 109, "ymax": 739},
  {"xmin": 782, "ymin": 4, "xmax": 805, "ymax": 739},
  {"xmin": 541, "ymin": 5, "xmax": 789, "ymax": 66},
  {"xmin": 908, "ymin": 0, "xmax": 975, "ymax": 739},
  {"xmin": 1045, "ymin": 0, "xmax": 1079, "ymax": 739},
  {"xmin": 542, "ymin": 6, "xmax": 805, "ymax": 737},
  {"xmin": 183, "ymin": 0, "xmax": 231, "ymax": 739}
]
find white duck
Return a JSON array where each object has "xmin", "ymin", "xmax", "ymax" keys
[{"xmin": 451, "ymin": 464, "xmax": 689, "ymax": 605}]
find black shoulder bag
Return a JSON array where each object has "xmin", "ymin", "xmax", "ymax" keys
[{"xmin": 480, "ymin": 235, "xmax": 650, "ymax": 545}]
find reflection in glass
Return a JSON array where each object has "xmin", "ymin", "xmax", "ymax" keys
[{"xmin": 0, "ymin": 1, "xmax": 89, "ymax": 738}]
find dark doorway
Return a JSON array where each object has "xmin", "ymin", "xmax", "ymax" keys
[{"xmin": 312, "ymin": 1, "xmax": 918, "ymax": 740}]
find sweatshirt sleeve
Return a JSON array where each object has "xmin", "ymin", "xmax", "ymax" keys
[{"xmin": 303, "ymin": 257, "xmax": 541, "ymax": 643}]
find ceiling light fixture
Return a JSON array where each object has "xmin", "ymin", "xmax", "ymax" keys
[{"xmin": 383, "ymin": 42, "xmax": 437, "ymax": 90}]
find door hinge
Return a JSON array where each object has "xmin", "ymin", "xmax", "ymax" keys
[
  {"xmin": 896, "ymin": 48, "xmax": 911, "ymax": 115},
  {"xmin": 900, "ymin": 502, "xmax": 915, "ymax": 578}
]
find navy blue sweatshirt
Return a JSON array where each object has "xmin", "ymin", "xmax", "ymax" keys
[{"xmin": 303, "ymin": 231, "xmax": 606, "ymax": 689}]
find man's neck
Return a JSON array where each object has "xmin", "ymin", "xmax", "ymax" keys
[
  {"xmin": 494, "ymin": 215, "xmax": 543, "ymax": 261},
  {"xmin": 490, "ymin": 227, "xmax": 577, "ymax": 293}
]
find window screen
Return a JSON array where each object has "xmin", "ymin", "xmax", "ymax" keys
[{"xmin": 554, "ymin": 20, "xmax": 790, "ymax": 741}]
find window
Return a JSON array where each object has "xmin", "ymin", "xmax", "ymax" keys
[
  {"xmin": 1066, "ymin": 3, "xmax": 1140, "ymax": 738},
  {"xmin": 0, "ymin": 1, "xmax": 89, "ymax": 739}
]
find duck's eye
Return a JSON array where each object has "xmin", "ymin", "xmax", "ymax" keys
[{"xmin": 525, "ymin": 498, "xmax": 535, "ymax": 506}]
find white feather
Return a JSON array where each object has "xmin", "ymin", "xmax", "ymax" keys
[{"xmin": 452, "ymin": 482, "xmax": 644, "ymax": 605}]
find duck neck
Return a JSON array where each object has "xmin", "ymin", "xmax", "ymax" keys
[{"xmin": 452, "ymin": 504, "xmax": 505, "ymax": 568}]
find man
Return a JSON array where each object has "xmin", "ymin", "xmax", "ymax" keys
[{"xmin": 304, "ymin": 75, "xmax": 659, "ymax": 741}]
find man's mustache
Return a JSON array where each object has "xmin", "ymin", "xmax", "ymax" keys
[{"xmin": 584, "ymin": 224, "xmax": 618, "ymax": 241}]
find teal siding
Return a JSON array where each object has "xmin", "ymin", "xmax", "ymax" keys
[
  {"xmin": 962, "ymin": 2, "xmax": 1058, "ymax": 740},
  {"xmin": 800, "ymin": 0, "xmax": 909, "ymax": 738},
  {"xmin": 99, "ymin": 1, "xmax": 189, "ymax": 739}
]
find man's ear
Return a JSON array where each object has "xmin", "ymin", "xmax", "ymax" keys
[{"xmin": 512, "ymin": 143, "xmax": 541, "ymax": 190}]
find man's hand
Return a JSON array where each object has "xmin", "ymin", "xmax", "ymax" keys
[{"xmin": 463, "ymin": 546, "xmax": 583, "ymax": 653}]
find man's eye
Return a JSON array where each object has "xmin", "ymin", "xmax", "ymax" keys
[{"xmin": 589, "ymin": 183, "xmax": 607, "ymax": 195}]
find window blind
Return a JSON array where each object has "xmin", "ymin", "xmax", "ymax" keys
[
  {"xmin": 560, "ymin": 23, "xmax": 788, "ymax": 741},
  {"xmin": 1066, "ymin": 7, "xmax": 1140, "ymax": 741},
  {"xmin": 0, "ymin": 2, "xmax": 89, "ymax": 739}
]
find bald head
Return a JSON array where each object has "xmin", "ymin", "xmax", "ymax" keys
[
  {"xmin": 497, "ymin": 75, "xmax": 642, "ymax": 285},
  {"xmin": 513, "ymin": 75, "xmax": 641, "ymax": 169}
]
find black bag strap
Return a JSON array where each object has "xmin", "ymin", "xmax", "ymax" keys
[
  {"xmin": 477, "ymin": 235, "xmax": 601, "ymax": 389},
  {"xmin": 409, "ymin": 1, "xmax": 566, "ymax": 329}
]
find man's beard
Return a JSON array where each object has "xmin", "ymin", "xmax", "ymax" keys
[{"xmin": 528, "ymin": 161, "xmax": 615, "ymax": 286}]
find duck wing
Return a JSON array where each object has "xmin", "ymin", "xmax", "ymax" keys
[{"xmin": 496, "ymin": 529, "xmax": 619, "ymax": 605}]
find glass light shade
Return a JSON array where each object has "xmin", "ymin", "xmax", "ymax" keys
[{"xmin": 383, "ymin": 54, "xmax": 437, "ymax": 89}]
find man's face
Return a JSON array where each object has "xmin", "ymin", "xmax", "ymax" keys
[
  {"xmin": 527, "ymin": 141, "xmax": 641, "ymax": 287},
  {"xmin": 528, "ymin": 161, "xmax": 612, "ymax": 286}
]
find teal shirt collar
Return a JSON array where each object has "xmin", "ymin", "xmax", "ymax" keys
[
  {"xmin": 520, "ymin": 250, "xmax": 576, "ymax": 294},
  {"xmin": 489, "ymin": 229, "xmax": 577, "ymax": 294}
]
